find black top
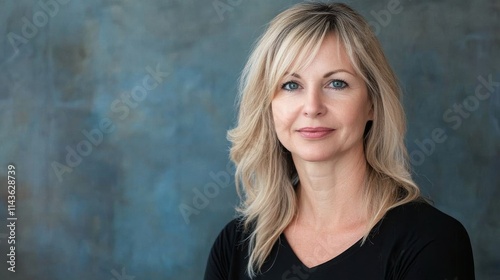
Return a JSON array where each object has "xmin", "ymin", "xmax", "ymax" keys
[{"xmin": 204, "ymin": 201, "xmax": 475, "ymax": 279}]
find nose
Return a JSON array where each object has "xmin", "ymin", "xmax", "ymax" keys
[{"xmin": 303, "ymin": 87, "xmax": 326, "ymax": 117}]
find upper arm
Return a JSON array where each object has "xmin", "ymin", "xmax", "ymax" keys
[
  {"xmin": 401, "ymin": 222, "xmax": 475, "ymax": 280},
  {"xmin": 204, "ymin": 234, "xmax": 229, "ymax": 280},
  {"xmin": 204, "ymin": 221, "xmax": 237, "ymax": 280}
]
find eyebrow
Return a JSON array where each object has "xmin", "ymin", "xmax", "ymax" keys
[{"xmin": 288, "ymin": 69, "xmax": 355, "ymax": 78}]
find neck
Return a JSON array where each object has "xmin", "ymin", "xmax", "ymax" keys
[{"xmin": 292, "ymin": 146, "xmax": 369, "ymax": 231}]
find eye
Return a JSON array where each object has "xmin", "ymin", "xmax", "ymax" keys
[
  {"xmin": 328, "ymin": 79, "xmax": 348, "ymax": 89},
  {"xmin": 281, "ymin": 81, "xmax": 300, "ymax": 91}
]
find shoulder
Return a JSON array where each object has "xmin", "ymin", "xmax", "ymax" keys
[
  {"xmin": 204, "ymin": 217, "xmax": 249, "ymax": 280},
  {"xmin": 375, "ymin": 201, "xmax": 475, "ymax": 279},
  {"xmin": 383, "ymin": 201, "xmax": 469, "ymax": 238},
  {"xmin": 208, "ymin": 217, "xmax": 248, "ymax": 257},
  {"xmin": 214, "ymin": 218, "xmax": 245, "ymax": 243}
]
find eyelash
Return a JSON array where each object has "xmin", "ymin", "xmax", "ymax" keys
[
  {"xmin": 281, "ymin": 80, "xmax": 301, "ymax": 91},
  {"xmin": 328, "ymin": 79, "xmax": 348, "ymax": 90},
  {"xmin": 281, "ymin": 79, "xmax": 349, "ymax": 91}
]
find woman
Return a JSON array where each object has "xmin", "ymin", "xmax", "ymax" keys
[{"xmin": 205, "ymin": 2, "xmax": 474, "ymax": 279}]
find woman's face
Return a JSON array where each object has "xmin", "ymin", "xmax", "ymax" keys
[{"xmin": 271, "ymin": 33, "xmax": 373, "ymax": 163}]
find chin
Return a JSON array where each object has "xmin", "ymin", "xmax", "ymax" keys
[{"xmin": 292, "ymin": 150, "xmax": 336, "ymax": 163}]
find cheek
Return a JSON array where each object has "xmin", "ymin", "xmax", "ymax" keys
[
  {"xmin": 272, "ymin": 102, "xmax": 294, "ymax": 132},
  {"xmin": 272, "ymin": 106, "xmax": 293, "ymax": 150},
  {"xmin": 346, "ymin": 96, "xmax": 372, "ymax": 125}
]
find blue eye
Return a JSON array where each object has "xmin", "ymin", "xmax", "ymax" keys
[
  {"xmin": 282, "ymin": 81, "xmax": 300, "ymax": 91},
  {"xmin": 329, "ymin": 80, "xmax": 347, "ymax": 89}
]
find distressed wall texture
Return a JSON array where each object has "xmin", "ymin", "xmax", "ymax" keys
[{"xmin": 0, "ymin": 0, "xmax": 498, "ymax": 279}]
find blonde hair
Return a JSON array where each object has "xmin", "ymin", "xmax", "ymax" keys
[{"xmin": 227, "ymin": 2, "xmax": 421, "ymax": 277}]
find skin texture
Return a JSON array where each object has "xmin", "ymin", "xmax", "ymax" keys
[
  {"xmin": 272, "ymin": 33, "xmax": 374, "ymax": 268},
  {"xmin": 272, "ymin": 34, "xmax": 373, "ymax": 165}
]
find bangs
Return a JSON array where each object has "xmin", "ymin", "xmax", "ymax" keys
[
  {"xmin": 264, "ymin": 16, "xmax": 332, "ymax": 101},
  {"xmin": 263, "ymin": 18, "xmax": 370, "ymax": 102}
]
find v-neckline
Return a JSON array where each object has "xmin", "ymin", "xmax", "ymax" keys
[{"xmin": 279, "ymin": 232, "xmax": 365, "ymax": 272}]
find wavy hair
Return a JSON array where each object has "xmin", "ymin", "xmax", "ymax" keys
[{"xmin": 227, "ymin": 2, "xmax": 421, "ymax": 277}]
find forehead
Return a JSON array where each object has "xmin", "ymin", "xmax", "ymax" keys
[{"xmin": 287, "ymin": 32, "xmax": 355, "ymax": 76}]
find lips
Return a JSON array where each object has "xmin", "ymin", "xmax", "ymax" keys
[{"xmin": 296, "ymin": 127, "xmax": 335, "ymax": 139}]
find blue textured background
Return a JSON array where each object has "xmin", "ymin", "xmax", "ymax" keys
[{"xmin": 0, "ymin": 0, "xmax": 498, "ymax": 279}]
